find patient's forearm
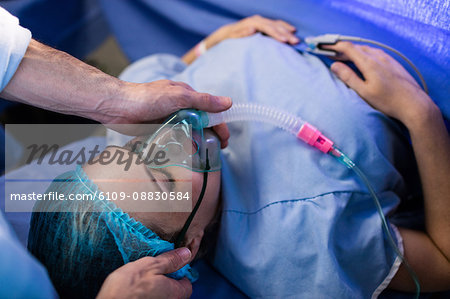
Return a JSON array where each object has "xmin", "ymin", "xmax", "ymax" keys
[
  {"xmin": 390, "ymin": 103, "xmax": 450, "ymax": 292},
  {"xmin": 405, "ymin": 103, "xmax": 450, "ymax": 260},
  {"xmin": 0, "ymin": 39, "xmax": 125, "ymax": 123}
]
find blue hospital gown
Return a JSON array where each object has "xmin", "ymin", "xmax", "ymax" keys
[{"xmin": 118, "ymin": 34, "xmax": 421, "ymax": 298}]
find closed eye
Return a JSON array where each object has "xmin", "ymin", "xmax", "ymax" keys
[
  {"xmin": 154, "ymin": 168, "xmax": 176, "ymax": 193},
  {"xmin": 192, "ymin": 139, "xmax": 199, "ymax": 154}
]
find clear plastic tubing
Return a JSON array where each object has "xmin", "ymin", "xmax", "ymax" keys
[
  {"xmin": 207, "ymin": 103, "xmax": 304, "ymax": 136},
  {"xmin": 206, "ymin": 103, "xmax": 334, "ymax": 153}
]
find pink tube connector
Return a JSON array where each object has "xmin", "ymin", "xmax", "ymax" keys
[{"xmin": 297, "ymin": 123, "xmax": 334, "ymax": 153}]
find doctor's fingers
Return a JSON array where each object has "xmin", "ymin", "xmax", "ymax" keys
[
  {"xmin": 178, "ymin": 91, "xmax": 232, "ymax": 113},
  {"xmin": 212, "ymin": 123, "xmax": 230, "ymax": 148},
  {"xmin": 127, "ymin": 248, "xmax": 191, "ymax": 276},
  {"xmin": 167, "ymin": 277, "xmax": 192, "ymax": 299},
  {"xmin": 141, "ymin": 276, "xmax": 192, "ymax": 299},
  {"xmin": 152, "ymin": 80, "xmax": 232, "ymax": 113},
  {"xmin": 171, "ymin": 81, "xmax": 195, "ymax": 91},
  {"xmin": 149, "ymin": 248, "xmax": 192, "ymax": 275}
]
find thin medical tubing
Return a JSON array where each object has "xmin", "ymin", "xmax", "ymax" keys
[{"xmin": 330, "ymin": 147, "xmax": 421, "ymax": 298}]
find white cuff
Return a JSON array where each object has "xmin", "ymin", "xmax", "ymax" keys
[{"xmin": 0, "ymin": 6, "xmax": 32, "ymax": 91}]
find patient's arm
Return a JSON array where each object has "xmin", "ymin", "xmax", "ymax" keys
[
  {"xmin": 325, "ymin": 42, "xmax": 450, "ymax": 291},
  {"xmin": 392, "ymin": 107, "xmax": 450, "ymax": 291},
  {"xmin": 182, "ymin": 15, "xmax": 299, "ymax": 64}
]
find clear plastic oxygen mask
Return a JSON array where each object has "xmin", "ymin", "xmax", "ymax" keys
[
  {"xmin": 132, "ymin": 109, "xmax": 221, "ymax": 173},
  {"xmin": 131, "ymin": 110, "xmax": 220, "ymax": 249}
]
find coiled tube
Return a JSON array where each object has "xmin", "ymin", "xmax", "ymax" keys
[
  {"xmin": 206, "ymin": 103, "xmax": 334, "ymax": 153},
  {"xmin": 206, "ymin": 103, "xmax": 305, "ymax": 136}
]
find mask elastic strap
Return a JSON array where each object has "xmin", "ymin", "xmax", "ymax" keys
[{"xmin": 175, "ymin": 149, "xmax": 210, "ymax": 248}]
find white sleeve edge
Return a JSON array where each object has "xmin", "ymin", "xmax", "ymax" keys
[
  {"xmin": 371, "ymin": 224, "xmax": 404, "ymax": 299},
  {"xmin": 0, "ymin": 27, "xmax": 32, "ymax": 91}
]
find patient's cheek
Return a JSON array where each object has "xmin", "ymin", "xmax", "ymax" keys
[
  {"xmin": 82, "ymin": 148, "xmax": 168, "ymax": 212},
  {"xmin": 83, "ymin": 148, "xmax": 151, "ymax": 191},
  {"xmin": 129, "ymin": 211, "xmax": 188, "ymax": 233},
  {"xmin": 204, "ymin": 171, "xmax": 221, "ymax": 218},
  {"xmin": 83, "ymin": 147, "xmax": 193, "ymax": 214}
]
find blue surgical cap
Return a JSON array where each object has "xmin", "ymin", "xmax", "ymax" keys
[{"xmin": 28, "ymin": 166, "xmax": 197, "ymax": 299}]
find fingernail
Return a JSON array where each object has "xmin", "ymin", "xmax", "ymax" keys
[
  {"xmin": 177, "ymin": 247, "xmax": 191, "ymax": 261},
  {"xmin": 330, "ymin": 63, "xmax": 340, "ymax": 74},
  {"xmin": 217, "ymin": 96, "xmax": 232, "ymax": 107},
  {"xmin": 290, "ymin": 37, "xmax": 299, "ymax": 43}
]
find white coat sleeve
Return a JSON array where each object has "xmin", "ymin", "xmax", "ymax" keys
[{"xmin": 0, "ymin": 6, "xmax": 32, "ymax": 91}]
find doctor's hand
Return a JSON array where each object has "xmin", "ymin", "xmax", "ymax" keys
[
  {"xmin": 109, "ymin": 79, "xmax": 231, "ymax": 148},
  {"xmin": 323, "ymin": 42, "xmax": 436, "ymax": 128},
  {"xmin": 108, "ymin": 79, "xmax": 231, "ymax": 124},
  {"xmin": 96, "ymin": 247, "xmax": 193, "ymax": 299}
]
